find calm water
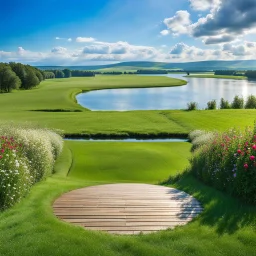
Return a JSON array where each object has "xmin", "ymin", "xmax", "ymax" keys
[{"xmin": 76, "ymin": 74, "xmax": 256, "ymax": 110}]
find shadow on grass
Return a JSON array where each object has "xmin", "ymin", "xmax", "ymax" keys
[{"xmin": 160, "ymin": 172, "xmax": 256, "ymax": 235}]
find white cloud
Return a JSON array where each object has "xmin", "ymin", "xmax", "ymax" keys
[
  {"xmin": 51, "ymin": 47, "xmax": 68, "ymax": 54},
  {"xmin": 55, "ymin": 37, "xmax": 72, "ymax": 42},
  {"xmin": 222, "ymin": 41, "xmax": 256, "ymax": 56},
  {"xmin": 76, "ymin": 37, "xmax": 96, "ymax": 43},
  {"xmin": 162, "ymin": 10, "xmax": 191, "ymax": 36},
  {"xmin": 189, "ymin": 0, "xmax": 220, "ymax": 11},
  {"xmin": 160, "ymin": 30, "xmax": 169, "ymax": 36},
  {"xmin": 191, "ymin": 0, "xmax": 256, "ymax": 44}
]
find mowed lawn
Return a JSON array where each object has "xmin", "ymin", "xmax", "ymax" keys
[
  {"xmin": 0, "ymin": 142, "xmax": 255, "ymax": 256},
  {"xmin": 67, "ymin": 141, "xmax": 191, "ymax": 183},
  {"xmin": 0, "ymin": 76, "xmax": 255, "ymax": 136}
]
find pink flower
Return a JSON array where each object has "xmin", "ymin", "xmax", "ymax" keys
[
  {"xmin": 237, "ymin": 149, "xmax": 242, "ymax": 154},
  {"xmin": 0, "ymin": 155, "xmax": 2, "ymax": 159},
  {"xmin": 0, "ymin": 149, "xmax": 4, "ymax": 153},
  {"xmin": 244, "ymin": 163, "xmax": 249, "ymax": 169},
  {"xmin": 252, "ymin": 144, "xmax": 256, "ymax": 150},
  {"xmin": 249, "ymin": 155, "xmax": 255, "ymax": 161}
]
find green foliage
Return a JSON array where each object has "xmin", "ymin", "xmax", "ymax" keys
[
  {"xmin": 63, "ymin": 69, "xmax": 71, "ymax": 78},
  {"xmin": 187, "ymin": 102, "xmax": 198, "ymax": 111},
  {"xmin": 0, "ymin": 64, "xmax": 21, "ymax": 93},
  {"xmin": 206, "ymin": 100, "xmax": 217, "ymax": 110},
  {"xmin": 190, "ymin": 126, "xmax": 256, "ymax": 204},
  {"xmin": 245, "ymin": 95, "xmax": 256, "ymax": 109},
  {"xmin": 245, "ymin": 70, "xmax": 256, "ymax": 79},
  {"xmin": 215, "ymin": 70, "xmax": 235, "ymax": 75},
  {"xmin": 44, "ymin": 71, "xmax": 55, "ymax": 79},
  {"xmin": 220, "ymin": 97, "xmax": 230, "ymax": 109},
  {"xmin": 231, "ymin": 95, "xmax": 244, "ymax": 109},
  {"xmin": 0, "ymin": 125, "xmax": 63, "ymax": 209}
]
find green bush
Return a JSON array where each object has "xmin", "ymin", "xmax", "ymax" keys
[
  {"xmin": 220, "ymin": 98, "xmax": 230, "ymax": 109},
  {"xmin": 187, "ymin": 102, "xmax": 198, "ymax": 111},
  {"xmin": 189, "ymin": 130, "xmax": 215, "ymax": 152},
  {"xmin": 206, "ymin": 100, "xmax": 217, "ymax": 110},
  {"xmin": 0, "ymin": 125, "xmax": 63, "ymax": 209},
  {"xmin": 245, "ymin": 95, "xmax": 256, "ymax": 109},
  {"xmin": 190, "ymin": 126, "xmax": 256, "ymax": 204},
  {"xmin": 231, "ymin": 95, "xmax": 244, "ymax": 109}
]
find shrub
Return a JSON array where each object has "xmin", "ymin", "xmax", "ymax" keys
[
  {"xmin": 206, "ymin": 100, "xmax": 217, "ymax": 110},
  {"xmin": 220, "ymin": 98, "xmax": 230, "ymax": 109},
  {"xmin": 231, "ymin": 95, "xmax": 244, "ymax": 109},
  {"xmin": 0, "ymin": 125, "xmax": 63, "ymax": 209},
  {"xmin": 189, "ymin": 130, "xmax": 215, "ymax": 152},
  {"xmin": 245, "ymin": 95, "xmax": 256, "ymax": 109},
  {"xmin": 189, "ymin": 125, "xmax": 256, "ymax": 204},
  {"xmin": 187, "ymin": 102, "xmax": 198, "ymax": 111}
]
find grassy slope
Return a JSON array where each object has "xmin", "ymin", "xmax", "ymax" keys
[
  {"xmin": 67, "ymin": 141, "xmax": 191, "ymax": 183},
  {"xmin": 0, "ymin": 142, "xmax": 255, "ymax": 256},
  {"xmin": 0, "ymin": 76, "xmax": 255, "ymax": 136},
  {"xmin": 186, "ymin": 75, "xmax": 247, "ymax": 80}
]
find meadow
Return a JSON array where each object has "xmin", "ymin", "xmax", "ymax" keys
[
  {"xmin": 0, "ymin": 76, "xmax": 255, "ymax": 136},
  {"xmin": 0, "ymin": 75, "xmax": 255, "ymax": 255}
]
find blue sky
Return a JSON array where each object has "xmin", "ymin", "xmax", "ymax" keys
[{"xmin": 1, "ymin": 0, "xmax": 256, "ymax": 65}]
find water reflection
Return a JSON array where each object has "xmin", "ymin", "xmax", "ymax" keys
[{"xmin": 76, "ymin": 74, "xmax": 256, "ymax": 110}]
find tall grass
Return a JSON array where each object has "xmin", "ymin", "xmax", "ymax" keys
[{"xmin": 0, "ymin": 124, "xmax": 63, "ymax": 209}]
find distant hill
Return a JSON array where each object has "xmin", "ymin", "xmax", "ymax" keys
[{"xmin": 37, "ymin": 60, "xmax": 256, "ymax": 71}]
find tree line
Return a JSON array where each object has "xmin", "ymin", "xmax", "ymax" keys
[{"xmin": 0, "ymin": 62, "xmax": 44, "ymax": 93}]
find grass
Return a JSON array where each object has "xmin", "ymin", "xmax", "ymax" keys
[
  {"xmin": 67, "ymin": 141, "xmax": 191, "ymax": 183},
  {"xmin": 0, "ymin": 76, "xmax": 255, "ymax": 137},
  {"xmin": 186, "ymin": 74, "xmax": 247, "ymax": 80},
  {"xmin": 0, "ymin": 141, "xmax": 255, "ymax": 256}
]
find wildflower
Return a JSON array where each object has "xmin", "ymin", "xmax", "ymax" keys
[
  {"xmin": 237, "ymin": 149, "xmax": 242, "ymax": 154},
  {"xmin": 244, "ymin": 163, "xmax": 249, "ymax": 169},
  {"xmin": 249, "ymin": 155, "xmax": 255, "ymax": 161},
  {"xmin": 252, "ymin": 144, "xmax": 256, "ymax": 150},
  {"xmin": 234, "ymin": 173, "xmax": 236, "ymax": 178},
  {"xmin": 0, "ymin": 155, "xmax": 2, "ymax": 159}
]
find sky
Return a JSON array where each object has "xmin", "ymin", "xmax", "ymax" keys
[{"xmin": 0, "ymin": 0, "xmax": 256, "ymax": 65}]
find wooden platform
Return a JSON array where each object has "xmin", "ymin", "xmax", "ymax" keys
[{"xmin": 53, "ymin": 183, "xmax": 202, "ymax": 235}]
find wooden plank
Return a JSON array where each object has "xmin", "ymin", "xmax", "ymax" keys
[{"xmin": 53, "ymin": 183, "xmax": 203, "ymax": 235}]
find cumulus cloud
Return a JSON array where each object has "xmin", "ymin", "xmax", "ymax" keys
[
  {"xmin": 76, "ymin": 37, "xmax": 96, "ymax": 43},
  {"xmin": 160, "ymin": 30, "xmax": 169, "ymax": 36},
  {"xmin": 51, "ymin": 47, "xmax": 68, "ymax": 54},
  {"xmin": 222, "ymin": 41, "xmax": 256, "ymax": 56},
  {"xmin": 189, "ymin": 0, "xmax": 220, "ymax": 11},
  {"xmin": 203, "ymin": 35, "xmax": 236, "ymax": 44},
  {"xmin": 162, "ymin": 10, "xmax": 191, "ymax": 36},
  {"xmin": 191, "ymin": 0, "xmax": 256, "ymax": 43}
]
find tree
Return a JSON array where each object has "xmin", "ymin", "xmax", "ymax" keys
[
  {"xmin": 231, "ymin": 95, "xmax": 244, "ymax": 109},
  {"xmin": 245, "ymin": 95, "xmax": 256, "ymax": 109},
  {"xmin": 23, "ymin": 66, "xmax": 40, "ymax": 89},
  {"xmin": 9, "ymin": 62, "xmax": 27, "ymax": 87},
  {"xmin": 206, "ymin": 100, "xmax": 217, "ymax": 110},
  {"xmin": 63, "ymin": 69, "xmax": 71, "ymax": 78},
  {"xmin": 0, "ymin": 64, "xmax": 21, "ymax": 93},
  {"xmin": 220, "ymin": 98, "xmax": 230, "ymax": 109}
]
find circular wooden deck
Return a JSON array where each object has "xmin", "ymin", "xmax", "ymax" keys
[{"xmin": 53, "ymin": 183, "xmax": 202, "ymax": 235}]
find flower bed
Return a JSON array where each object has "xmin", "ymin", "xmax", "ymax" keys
[
  {"xmin": 190, "ymin": 126, "xmax": 256, "ymax": 204},
  {"xmin": 0, "ymin": 125, "xmax": 63, "ymax": 209}
]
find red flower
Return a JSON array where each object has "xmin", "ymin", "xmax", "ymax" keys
[
  {"xmin": 249, "ymin": 155, "xmax": 255, "ymax": 161},
  {"xmin": 252, "ymin": 144, "xmax": 256, "ymax": 150},
  {"xmin": 0, "ymin": 155, "xmax": 2, "ymax": 159},
  {"xmin": 237, "ymin": 149, "xmax": 242, "ymax": 154},
  {"xmin": 244, "ymin": 163, "xmax": 249, "ymax": 169}
]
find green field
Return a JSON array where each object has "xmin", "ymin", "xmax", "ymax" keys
[
  {"xmin": 0, "ymin": 75, "xmax": 256, "ymax": 255},
  {"xmin": 0, "ymin": 76, "xmax": 255, "ymax": 137},
  {"xmin": 0, "ymin": 142, "xmax": 255, "ymax": 256},
  {"xmin": 67, "ymin": 141, "xmax": 191, "ymax": 183}
]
